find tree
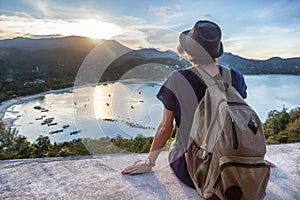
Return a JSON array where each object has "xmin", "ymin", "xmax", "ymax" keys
[
  {"xmin": 12, "ymin": 135, "xmax": 33, "ymax": 158},
  {"xmin": 0, "ymin": 122, "xmax": 18, "ymax": 150},
  {"xmin": 33, "ymin": 135, "xmax": 52, "ymax": 157},
  {"xmin": 287, "ymin": 118, "xmax": 300, "ymax": 143},
  {"xmin": 0, "ymin": 122, "xmax": 32, "ymax": 159},
  {"xmin": 264, "ymin": 107, "xmax": 290, "ymax": 134},
  {"xmin": 289, "ymin": 107, "xmax": 300, "ymax": 123}
]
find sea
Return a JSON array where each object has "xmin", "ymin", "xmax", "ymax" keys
[{"xmin": 2, "ymin": 75, "xmax": 300, "ymax": 143}]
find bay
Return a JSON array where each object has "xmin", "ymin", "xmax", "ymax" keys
[{"xmin": 2, "ymin": 75, "xmax": 300, "ymax": 143}]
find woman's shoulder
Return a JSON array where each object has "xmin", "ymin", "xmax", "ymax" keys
[
  {"xmin": 220, "ymin": 66, "xmax": 245, "ymax": 81},
  {"xmin": 166, "ymin": 68, "xmax": 197, "ymax": 80},
  {"xmin": 177, "ymin": 68, "xmax": 198, "ymax": 77},
  {"xmin": 223, "ymin": 66, "xmax": 247, "ymax": 98},
  {"xmin": 228, "ymin": 67, "xmax": 244, "ymax": 77},
  {"xmin": 169, "ymin": 66, "xmax": 245, "ymax": 82}
]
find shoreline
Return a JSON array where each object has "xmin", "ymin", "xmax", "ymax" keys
[
  {"xmin": 0, "ymin": 79, "xmax": 163, "ymax": 121},
  {"xmin": 0, "ymin": 86, "xmax": 78, "ymax": 121}
]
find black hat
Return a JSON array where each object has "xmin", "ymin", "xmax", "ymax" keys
[{"xmin": 179, "ymin": 20, "xmax": 223, "ymax": 59}]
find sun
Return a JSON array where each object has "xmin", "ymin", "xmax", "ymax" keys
[{"xmin": 60, "ymin": 19, "xmax": 122, "ymax": 40}]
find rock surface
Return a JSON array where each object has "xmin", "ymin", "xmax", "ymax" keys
[{"xmin": 0, "ymin": 143, "xmax": 299, "ymax": 200}]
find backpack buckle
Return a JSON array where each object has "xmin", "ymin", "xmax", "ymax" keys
[{"xmin": 201, "ymin": 144, "xmax": 207, "ymax": 159}]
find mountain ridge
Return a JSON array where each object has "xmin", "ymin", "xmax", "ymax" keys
[
  {"xmin": 0, "ymin": 36, "xmax": 102, "ymax": 51},
  {"xmin": 0, "ymin": 36, "xmax": 299, "ymax": 80},
  {"xmin": 1, "ymin": 36, "xmax": 299, "ymax": 60}
]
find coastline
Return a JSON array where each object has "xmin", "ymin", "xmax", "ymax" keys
[
  {"xmin": 0, "ymin": 81, "xmax": 116, "ymax": 127},
  {"xmin": 0, "ymin": 86, "xmax": 76, "ymax": 121},
  {"xmin": 0, "ymin": 78, "xmax": 163, "ymax": 121}
]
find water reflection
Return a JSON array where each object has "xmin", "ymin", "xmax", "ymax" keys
[
  {"xmin": 2, "ymin": 75, "xmax": 300, "ymax": 143},
  {"xmin": 3, "ymin": 80, "xmax": 164, "ymax": 143}
]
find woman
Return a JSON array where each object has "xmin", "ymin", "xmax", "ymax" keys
[{"xmin": 122, "ymin": 20, "xmax": 247, "ymax": 188}]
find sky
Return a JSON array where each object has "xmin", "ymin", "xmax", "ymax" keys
[{"xmin": 0, "ymin": 0, "xmax": 299, "ymax": 59}]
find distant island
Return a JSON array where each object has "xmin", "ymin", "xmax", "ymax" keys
[{"xmin": 0, "ymin": 36, "xmax": 299, "ymax": 102}]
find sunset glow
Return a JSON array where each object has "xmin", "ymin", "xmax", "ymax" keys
[
  {"xmin": 0, "ymin": 16, "xmax": 122, "ymax": 40},
  {"xmin": 0, "ymin": 0, "xmax": 300, "ymax": 59}
]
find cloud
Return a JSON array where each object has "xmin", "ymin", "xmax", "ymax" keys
[
  {"xmin": 149, "ymin": 5, "xmax": 182, "ymax": 18},
  {"xmin": 112, "ymin": 26, "xmax": 181, "ymax": 51},
  {"xmin": 112, "ymin": 30, "xmax": 151, "ymax": 49},
  {"xmin": 0, "ymin": 15, "xmax": 122, "ymax": 39},
  {"xmin": 141, "ymin": 28, "xmax": 179, "ymax": 50},
  {"xmin": 122, "ymin": 16, "xmax": 146, "ymax": 24},
  {"xmin": 25, "ymin": 0, "xmax": 52, "ymax": 17},
  {"xmin": 24, "ymin": 0, "xmax": 105, "ymax": 20},
  {"xmin": 223, "ymin": 25, "xmax": 300, "ymax": 59}
]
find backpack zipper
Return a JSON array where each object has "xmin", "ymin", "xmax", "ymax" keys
[
  {"xmin": 229, "ymin": 112, "xmax": 239, "ymax": 150},
  {"xmin": 228, "ymin": 101, "xmax": 248, "ymax": 106}
]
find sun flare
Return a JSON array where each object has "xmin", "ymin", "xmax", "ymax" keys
[{"xmin": 59, "ymin": 19, "xmax": 122, "ymax": 39}]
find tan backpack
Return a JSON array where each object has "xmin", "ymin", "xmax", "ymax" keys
[{"xmin": 186, "ymin": 66, "xmax": 270, "ymax": 200}]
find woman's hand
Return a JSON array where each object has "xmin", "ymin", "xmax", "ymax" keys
[
  {"xmin": 121, "ymin": 159, "xmax": 153, "ymax": 175},
  {"xmin": 122, "ymin": 108, "xmax": 174, "ymax": 175}
]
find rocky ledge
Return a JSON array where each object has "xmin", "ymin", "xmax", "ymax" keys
[{"xmin": 0, "ymin": 143, "xmax": 299, "ymax": 200}]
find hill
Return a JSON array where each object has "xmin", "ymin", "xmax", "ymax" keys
[
  {"xmin": 218, "ymin": 53, "xmax": 300, "ymax": 74},
  {"xmin": 0, "ymin": 36, "xmax": 100, "ymax": 51},
  {"xmin": 0, "ymin": 37, "xmax": 189, "ymax": 83},
  {"xmin": 0, "ymin": 36, "xmax": 299, "ymax": 85}
]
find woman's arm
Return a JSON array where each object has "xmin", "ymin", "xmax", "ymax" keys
[
  {"xmin": 148, "ymin": 107, "xmax": 174, "ymax": 165},
  {"xmin": 121, "ymin": 107, "xmax": 174, "ymax": 175}
]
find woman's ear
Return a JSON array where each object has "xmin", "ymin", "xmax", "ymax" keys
[{"xmin": 177, "ymin": 44, "xmax": 186, "ymax": 59}]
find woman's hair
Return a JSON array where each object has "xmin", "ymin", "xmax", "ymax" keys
[
  {"xmin": 177, "ymin": 44, "xmax": 216, "ymax": 64},
  {"xmin": 177, "ymin": 44, "xmax": 186, "ymax": 60}
]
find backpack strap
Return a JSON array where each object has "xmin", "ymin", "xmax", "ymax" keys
[
  {"xmin": 220, "ymin": 66, "xmax": 232, "ymax": 87},
  {"xmin": 187, "ymin": 66, "xmax": 216, "ymax": 87}
]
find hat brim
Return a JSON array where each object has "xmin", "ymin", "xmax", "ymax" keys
[{"xmin": 179, "ymin": 30, "xmax": 223, "ymax": 59}]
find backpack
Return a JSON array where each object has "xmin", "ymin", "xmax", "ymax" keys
[{"xmin": 185, "ymin": 66, "xmax": 270, "ymax": 200}]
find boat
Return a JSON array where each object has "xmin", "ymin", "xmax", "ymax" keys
[
  {"xmin": 49, "ymin": 129, "xmax": 63, "ymax": 134},
  {"xmin": 33, "ymin": 105, "xmax": 42, "ymax": 110},
  {"xmin": 44, "ymin": 117, "xmax": 54, "ymax": 122},
  {"xmin": 63, "ymin": 125, "xmax": 70, "ymax": 129},
  {"xmin": 70, "ymin": 130, "xmax": 81, "ymax": 135},
  {"xmin": 41, "ymin": 118, "xmax": 54, "ymax": 125},
  {"xmin": 48, "ymin": 122, "xmax": 57, "ymax": 126}
]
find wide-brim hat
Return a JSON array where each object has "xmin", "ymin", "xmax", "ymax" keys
[{"xmin": 179, "ymin": 20, "xmax": 223, "ymax": 59}]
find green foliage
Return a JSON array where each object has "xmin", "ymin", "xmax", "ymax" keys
[
  {"xmin": 264, "ymin": 107, "xmax": 289, "ymax": 134},
  {"xmin": 286, "ymin": 118, "xmax": 300, "ymax": 143},
  {"xmin": 264, "ymin": 107, "xmax": 300, "ymax": 144},
  {"xmin": 266, "ymin": 135, "xmax": 280, "ymax": 144},
  {"xmin": 289, "ymin": 107, "xmax": 300, "ymax": 123},
  {"xmin": 0, "ymin": 123, "xmax": 175, "ymax": 160},
  {"xmin": 110, "ymin": 134, "xmax": 154, "ymax": 153},
  {"xmin": 32, "ymin": 135, "xmax": 52, "ymax": 158},
  {"xmin": 0, "ymin": 122, "xmax": 33, "ymax": 159},
  {"xmin": 13, "ymin": 135, "xmax": 34, "ymax": 159},
  {"xmin": 0, "ymin": 80, "xmax": 73, "ymax": 103}
]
